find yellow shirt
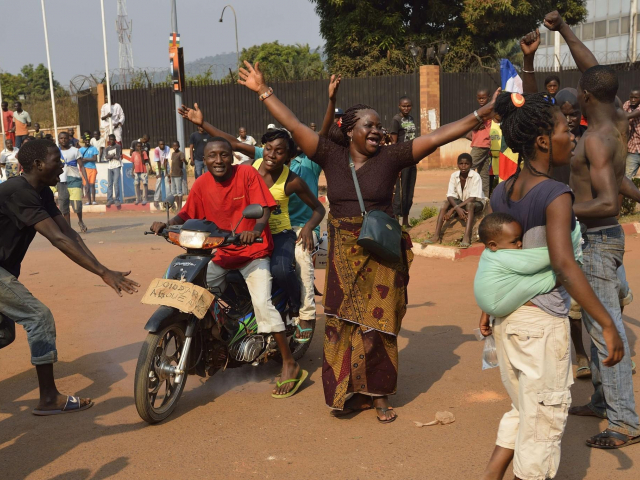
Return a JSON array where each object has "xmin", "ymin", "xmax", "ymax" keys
[
  {"xmin": 489, "ymin": 120, "xmax": 502, "ymax": 175},
  {"xmin": 253, "ymin": 159, "xmax": 291, "ymax": 234}
]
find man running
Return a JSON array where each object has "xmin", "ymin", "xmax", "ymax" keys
[
  {"xmin": 546, "ymin": 10, "xmax": 640, "ymax": 449},
  {"xmin": 0, "ymin": 139, "xmax": 139, "ymax": 415}
]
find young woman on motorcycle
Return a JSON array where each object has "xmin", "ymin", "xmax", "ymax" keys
[
  {"xmin": 236, "ymin": 61, "xmax": 499, "ymax": 423},
  {"xmin": 150, "ymin": 137, "xmax": 307, "ymax": 398},
  {"xmin": 252, "ymin": 128, "xmax": 325, "ymax": 334}
]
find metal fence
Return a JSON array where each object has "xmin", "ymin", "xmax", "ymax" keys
[
  {"xmin": 79, "ymin": 74, "xmax": 420, "ymax": 148},
  {"xmin": 440, "ymin": 69, "xmax": 640, "ymax": 124}
]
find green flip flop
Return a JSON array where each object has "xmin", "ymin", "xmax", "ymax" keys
[
  {"xmin": 294, "ymin": 324, "xmax": 313, "ymax": 343},
  {"xmin": 272, "ymin": 369, "xmax": 309, "ymax": 399}
]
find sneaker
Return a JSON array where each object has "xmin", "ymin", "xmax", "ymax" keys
[
  {"xmin": 114, "ymin": 201, "xmax": 121, "ymax": 207},
  {"xmin": 142, "ymin": 200, "xmax": 147, "ymax": 206},
  {"xmin": 92, "ymin": 201, "xmax": 98, "ymax": 205},
  {"xmin": 106, "ymin": 201, "xmax": 114, "ymax": 206},
  {"xmin": 84, "ymin": 202, "xmax": 90, "ymax": 206},
  {"xmin": 134, "ymin": 200, "xmax": 140, "ymax": 205}
]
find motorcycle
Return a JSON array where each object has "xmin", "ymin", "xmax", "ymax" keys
[{"xmin": 134, "ymin": 202, "xmax": 315, "ymax": 424}]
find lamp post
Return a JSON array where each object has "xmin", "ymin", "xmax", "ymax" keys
[
  {"xmin": 100, "ymin": 0, "xmax": 113, "ymax": 134},
  {"xmin": 40, "ymin": 0, "xmax": 58, "ymax": 140},
  {"xmin": 171, "ymin": 0, "xmax": 185, "ymax": 156},
  {"xmin": 220, "ymin": 5, "xmax": 239, "ymax": 70}
]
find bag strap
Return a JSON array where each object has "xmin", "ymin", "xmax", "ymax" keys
[{"xmin": 348, "ymin": 155, "xmax": 366, "ymax": 216}]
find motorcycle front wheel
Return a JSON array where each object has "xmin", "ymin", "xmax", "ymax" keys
[{"xmin": 134, "ymin": 324, "xmax": 188, "ymax": 424}]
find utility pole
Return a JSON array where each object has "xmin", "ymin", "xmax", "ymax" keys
[
  {"xmin": 171, "ymin": 0, "xmax": 185, "ymax": 154},
  {"xmin": 632, "ymin": 0, "xmax": 638, "ymax": 63},
  {"xmin": 554, "ymin": 31, "xmax": 561, "ymax": 71},
  {"xmin": 100, "ymin": 0, "xmax": 113, "ymax": 134},
  {"xmin": 41, "ymin": 0, "xmax": 58, "ymax": 140}
]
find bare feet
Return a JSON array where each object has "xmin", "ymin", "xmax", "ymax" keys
[
  {"xmin": 568, "ymin": 404, "xmax": 606, "ymax": 418},
  {"xmin": 273, "ymin": 360, "xmax": 301, "ymax": 396}
]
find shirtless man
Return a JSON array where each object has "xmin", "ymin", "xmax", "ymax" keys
[{"xmin": 545, "ymin": 10, "xmax": 640, "ymax": 449}]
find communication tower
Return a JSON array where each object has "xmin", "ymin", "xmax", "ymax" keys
[{"xmin": 116, "ymin": 0, "xmax": 134, "ymax": 86}]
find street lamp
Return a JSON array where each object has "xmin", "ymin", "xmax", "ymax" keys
[{"xmin": 219, "ymin": 5, "xmax": 239, "ymax": 71}]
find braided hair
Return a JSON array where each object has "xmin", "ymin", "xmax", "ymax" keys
[
  {"xmin": 261, "ymin": 128, "xmax": 297, "ymax": 158},
  {"xmin": 494, "ymin": 92, "xmax": 559, "ymax": 204},
  {"xmin": 328, "ymin": 103, "xmax": 373, "ymax": 148}
]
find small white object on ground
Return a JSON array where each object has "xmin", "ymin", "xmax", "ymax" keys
[{"xmin": 413, "ymin": 411, "xmax": 456, "ymax": 427}]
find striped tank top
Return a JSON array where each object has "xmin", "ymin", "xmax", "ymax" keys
[{"xmin": 253, "ymin": 158, "xmax": 291, "ymax": 234}]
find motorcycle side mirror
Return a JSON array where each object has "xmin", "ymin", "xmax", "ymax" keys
[
  {"xmin": 242, "ymin": 204, "xmax": 264, "ymax": 219},
  {"xmin": 165, "ymin": 195, "xmax": 176, "ymax": 206}
]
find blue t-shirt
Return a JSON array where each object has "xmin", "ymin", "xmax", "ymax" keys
[
  {"xmin": 254, "ymin": 147, "xmax": 323, "ymax": 236},
  {"xmin": 79, "ymin": 146, "xmax": 99, "ymax": 169}
]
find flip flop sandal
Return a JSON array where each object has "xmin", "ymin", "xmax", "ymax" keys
[
  {"xmin": 294, "ymin": 325, "xmax": 313, "ymax": 344},
  {"xmin": 78, "ymin": 222, "xmax": 88, "ymax": 234},
  {"xmin": 32, "ymin": 396, "xmax": 94, "ymax": 416},
  {"xmin": 331, "ymin": 404, "xmax": 373, "ymax": 418},
  {"xmin": 586, "ymin": 429, "xmax": 640, "ymax": 449},
  {"xmin": 576, "ymin": 366, "xmax": 592, "ymax": 379},
  {"xmin": 459, "ymin": 242, "xmax": 471, "ymax": 249},
  {"xmin": 376, "ymin": 407, "xmax": 398, "ymax": 424},
  {"xmin": 271, "ymin": 369, "xmax": 309, "ymax": 399}
]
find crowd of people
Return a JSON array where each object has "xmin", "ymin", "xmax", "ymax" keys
[{"xmin": 2, "ymin": 8, "xmax": 640, "ymax": 480}]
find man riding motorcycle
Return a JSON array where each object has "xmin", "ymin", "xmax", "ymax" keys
[{"xmin": 150, "ymin": 137, "xmax": 307, "ymax": 398}]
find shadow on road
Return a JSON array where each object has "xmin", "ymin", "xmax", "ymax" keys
[
  {"xmin": 0, "ymin": 343, "xmax": 142, "ymax": 479},
  {"xmin": 86, "ymin": 223, "xmax": 146, "ymax": 234}
]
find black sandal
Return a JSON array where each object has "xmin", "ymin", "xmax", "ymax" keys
[
  {"xmin": 376, "ymin": 407, "xmax": 397, "ymax": 424},
  {"xmin": 586, "ymin": 429, "xmax": 640, "ymax": 449}
]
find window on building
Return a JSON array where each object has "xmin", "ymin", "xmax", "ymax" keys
[
  {"xmin": 582, "ymin": 22, "xmax": 594, "ymax": 40},
  {"xmin": 547, "ymin": 30, "xmax": 555, "ymax": 46},
  {"xmin": 571, "ymin": 25, "xmax": 581, "ymax": 39},
  {"xmin": 595, "ymin": 20, "xmax": 607, "ymax": 38},
  {"xmin": 622, "ymin": 16, "xmax": 630, "ymax": 34},
  {"xmin": 609, "ymin": 19, "xmax": 619, "ymax": 36},
  {"xmin": 540, "ymin": 31, "xmax": 547, "ymax": 46}
]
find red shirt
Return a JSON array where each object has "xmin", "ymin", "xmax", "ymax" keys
[
  {"xmin": 132, "ymin": 151, "xmax": 149, "ymax": 173},
  {"xmin": 471, "ymin": 118, "xmax": 491, "ymax": 148},
  {"xmin": 177, "ymin": 165, "xmax": 276, "ymax": 269},
  {"xmin": 2, "ymin": 110, "xmax": 13, "ymax": 133}
]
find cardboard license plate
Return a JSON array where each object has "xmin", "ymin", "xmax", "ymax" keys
[{"xmin": 141, "ymin": 278, "xmax": 215, "ymax": 319}]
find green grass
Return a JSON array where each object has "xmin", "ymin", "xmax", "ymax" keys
[{"xmin": 409, "ymin": 206, "xmax": 438, "ymax": 227}]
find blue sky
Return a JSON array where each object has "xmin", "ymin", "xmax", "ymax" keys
[{"xmin": 0, "ymin": 0, "xmax": 323, "ymax": 85}]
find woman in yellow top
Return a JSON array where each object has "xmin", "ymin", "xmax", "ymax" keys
[{"xmin": 253, "ymin": 129, "xmax": 325, "ymax": 326}]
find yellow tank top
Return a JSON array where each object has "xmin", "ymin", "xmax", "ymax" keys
[{"xmin": 253, "ymin": 158, "xmax": 291, "ymax": 234}]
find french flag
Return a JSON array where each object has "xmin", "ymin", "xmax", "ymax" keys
[{"xmin": 500, "ymin": 59, "xmax": 523, "ymax": 93}]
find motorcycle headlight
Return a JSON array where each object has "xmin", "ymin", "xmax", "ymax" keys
[{"xmin": 179, "ymin": 230, "xmax": 208, "ymax": 249}]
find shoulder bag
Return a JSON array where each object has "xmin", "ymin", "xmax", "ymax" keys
[{"xmin": 348, "ymin": 156, "xmax": 403, "ymax": 263}]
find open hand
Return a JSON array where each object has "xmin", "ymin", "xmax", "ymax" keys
[
  {"xmin": 178, "ymin": 103, "xmax": 204, "ymax": 126},
  {"xmin": 101, "ymin": 270, "xmax": 140, "ymax": 296},
  {"xmin": 602, "ymin": 325, "xmax": 625, "ymax": 367},
  {"xmin": 520, "ymin": 29, "xmax": 540, "ymax": 56},
  {"xmin": 238, "ymin": 61, "xmax": 266, "ymax": 92},
  {"xmin": 544, "ymin": 11, "xmax": 564, "ymax": 31},
  {"xmin": 329, "ymin": 74, "xmax": 342, "ymax": 101}
]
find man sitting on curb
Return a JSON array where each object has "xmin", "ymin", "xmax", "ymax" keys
[{"xmin": 431, "ymin": 153, "xmax": 485, "ymax": 248}]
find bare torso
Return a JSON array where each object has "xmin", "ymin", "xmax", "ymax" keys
[{"xmin": 569, "ymin": 109, "xmax": 627, "ymax": 228}]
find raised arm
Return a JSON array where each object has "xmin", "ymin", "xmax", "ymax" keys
[
  {"xmin": 573, "ymin": 135, "xmax": 620, "ymax": 218},
  {"xmin": 520, "ymin": 29, "xmax": 540, "ymax": 94},
  {"xmin": 178, "ymin": 103, "xmax": 256, "ymax": 158},
  {"xmin": 544, "ymin": 11, "xmax": 598, "ymax": 72},
  {"xmin": 238, "ymin": 62, "xmax": 320, "ymax": 158},
  {"xmin": 319, "ymin": 74, "xmax": 341, "ymax": 137},
  {"xmin": 411, "ymin": 88, "xmax": 500, "ymax": 161}
]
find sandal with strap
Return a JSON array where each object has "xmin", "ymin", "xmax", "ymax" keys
[
  {"xmin": 32, "ymin": 395, "xmax": 94, "ymax": 416},
  {"xmin": 376, "ymin": 407, "xmax": 398, "ymax": 424},
  {"xmin": 294, "ymin": 324, "xmax": 313, "ymax": 344},
  {"xmin": 271, "ymin": 369, "xmax": 308, "ymax": 399},
  {"xmin": 586, "ymin": 429, "xmax": 640, "ymax": 449}
]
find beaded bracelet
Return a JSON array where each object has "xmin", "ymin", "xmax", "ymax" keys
[{"xmin": 259, "ymin": 87, "xmax": 274, "ymax": 101}]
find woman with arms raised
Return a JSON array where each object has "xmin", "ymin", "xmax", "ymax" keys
[{"xmin": 233, "ymin": 62, "xmax": 498, "ymax": 422}]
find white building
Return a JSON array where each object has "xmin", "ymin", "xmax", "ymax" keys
[{"xmin": 535, "ymin": 0, "xmax": 639, "ymax": 69}]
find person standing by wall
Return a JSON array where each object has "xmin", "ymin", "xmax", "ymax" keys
[
  {"xmin": 189, "ymin": 126, "xmax": 210, "ymax": 179},
  {"xmin": 468, "ymin": 88, "xmax": 492, "ymax": 197},
  {"xmin": 104, "ymin": 134, "xmax": 123, "ymax": 207},
  {"xmin": 390, "ymin": 96, "xmax": 418, "ymax": 228},
  {"xmin": 90, "ymin": 131, "xmax": 105, "ymax": 163},
  {"xmin": 100, "ymin": 99, "xmax": 125, "ymax": 145},
  {"xmin": 168, "ymin": 141, "xmax": 187, "ymax": 210},
  {"xmin": 12, "ymin": 102, "xmax": 31, "ymax": 148},
  {"xmin": 624, "ymin": 87, "xmax": 640, "ymax": 179},
  {"xmin": 152, "ymin": 140, "xmax": 171, "ymax": 208},
  {"xmin": 79, "ymin": 134, "xmax": 99, "ymax": 206},
  {"xmin": 58, "ymin": 132, "xmax": 89, "ymax": 233},
  {"xmin": 1, "ymin": 102, "xmax": 15, "ymax": 145},
  {"xmin": 233, "ymin": 127, "xmax": 256, "ymax": 164}
]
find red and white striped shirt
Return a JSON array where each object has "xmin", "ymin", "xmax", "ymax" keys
[{"xmin": 624, "ymin": 101, "xmax": 640, "ymax": 154}]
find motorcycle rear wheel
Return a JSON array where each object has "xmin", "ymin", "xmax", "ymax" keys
[
  {"xmin": 272, "ymin": 321, "xmax": 315, "ymax": 364},
  {"xmin": 134, "ymin": 324, "xmax": 188, "ymax": 424}
]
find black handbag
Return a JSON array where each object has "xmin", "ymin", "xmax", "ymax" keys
[{"xmin": 348, "ymin": 156, "xmax": 403, "ymax": 263}]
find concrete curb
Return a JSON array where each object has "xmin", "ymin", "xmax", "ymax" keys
[{"xmin": 412, "ymin": 222, "xmax": 640, "ymax": 261}]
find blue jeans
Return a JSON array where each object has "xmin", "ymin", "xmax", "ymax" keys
[
  {"xmin": 194, "ymin": 159, "xmax": 205, "ymax": 179},
  {"xmin": 14, "ymin": 135, "xmax": 27, "ymax": 148},
  {"xmin": 107, "ymin": 167, "xmax": 121, "ymax": 203},
  {"xmin": 626, "ymin": 153, "xmax": 640, "ymax": 179},
  {"xmin": 581, "ymin": 225, "xmax": 640, "ymax": 436},
  {"xmin": 0, "ymin": 267, "xmax": 57, "ymax": 365},
  {"xmin": 271, "ymin": 230, "xmax": 301, "ymax": 316}
]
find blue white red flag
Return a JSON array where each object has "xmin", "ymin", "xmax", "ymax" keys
[{"xmin": 500, "ymin": 59, "xmax": 523, "ymax": 93}]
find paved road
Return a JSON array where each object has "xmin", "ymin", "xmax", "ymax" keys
[{"xmin": 1, "ymin": 210, "xmax": 640, "ymax": 479}]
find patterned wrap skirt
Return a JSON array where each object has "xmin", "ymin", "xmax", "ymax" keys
[{"xmin": 322, "ymin": 214, "xmax": 413, "ymax": 409}]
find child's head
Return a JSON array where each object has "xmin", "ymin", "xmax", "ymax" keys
[
  {"xmin": 108, "ymin": 134, "xmax": 116, "ymax": 145},
  {"xmin": 477, "ymin": 88, "xmax": 490, "ymax": 107},
  {"xmin": 135, "ymin": 142, "xmax": 142, "ymax": 152},
  {"xmin": 172, "ymin": 141, "xmax": 180, "ymax": 151},
  {"xmin": 479, "ymin": 213, "xmax": 523, "ymax": 252},
  {"xmin": 457, "ymin": 153, "xmax": 472, "ymax": 174}
]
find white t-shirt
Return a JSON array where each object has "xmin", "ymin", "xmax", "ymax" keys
[
  {"xmin": 234, "ymin": 135, "xmax": 256, "ymax": 164},
  {"xmin": 100, "ymin": 103, "xmax": 125, "ymax": 130},
  {"xmin": 105, "ymin": 145, "xmax": 122, "ymax": 169},
  {"xmin": 0, "ymin": 147, "xmax": 19, "ymax": 164},
  {"xmin": 58, "ymin": 146, "xmax": 82, "ymax": 182},
  {"xmin": 446, "ymin": 169, "xmax": 485, "ymax": 202},
  {"xmin": 90, "ymin": 137, "xmax": 105, "ymax": 161}
]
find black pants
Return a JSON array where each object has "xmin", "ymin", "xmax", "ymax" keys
[{"xmin": 393, "ymin": 165, "xmax": 418, "ymax": 217}]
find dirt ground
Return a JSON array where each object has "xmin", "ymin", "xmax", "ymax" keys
[{"xmin": 2, "ymin": 208, "xmax": 640, "ymax": 479}]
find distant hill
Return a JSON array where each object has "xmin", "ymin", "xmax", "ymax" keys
[{"xmin": 144, "ymin": 52, "xmax": 238, "ymax": 83}]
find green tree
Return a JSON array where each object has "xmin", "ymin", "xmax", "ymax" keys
[
  {"xmin": 0, "ymin": 63, "xmax": 66, "ymax": 102},
  {"xmin": 310, "ymin": 0, "xmax": 587, "ymax": 74},
  {"xmin": 235, "ymin": 41, "xmax": 326, "ymax": 81}
]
